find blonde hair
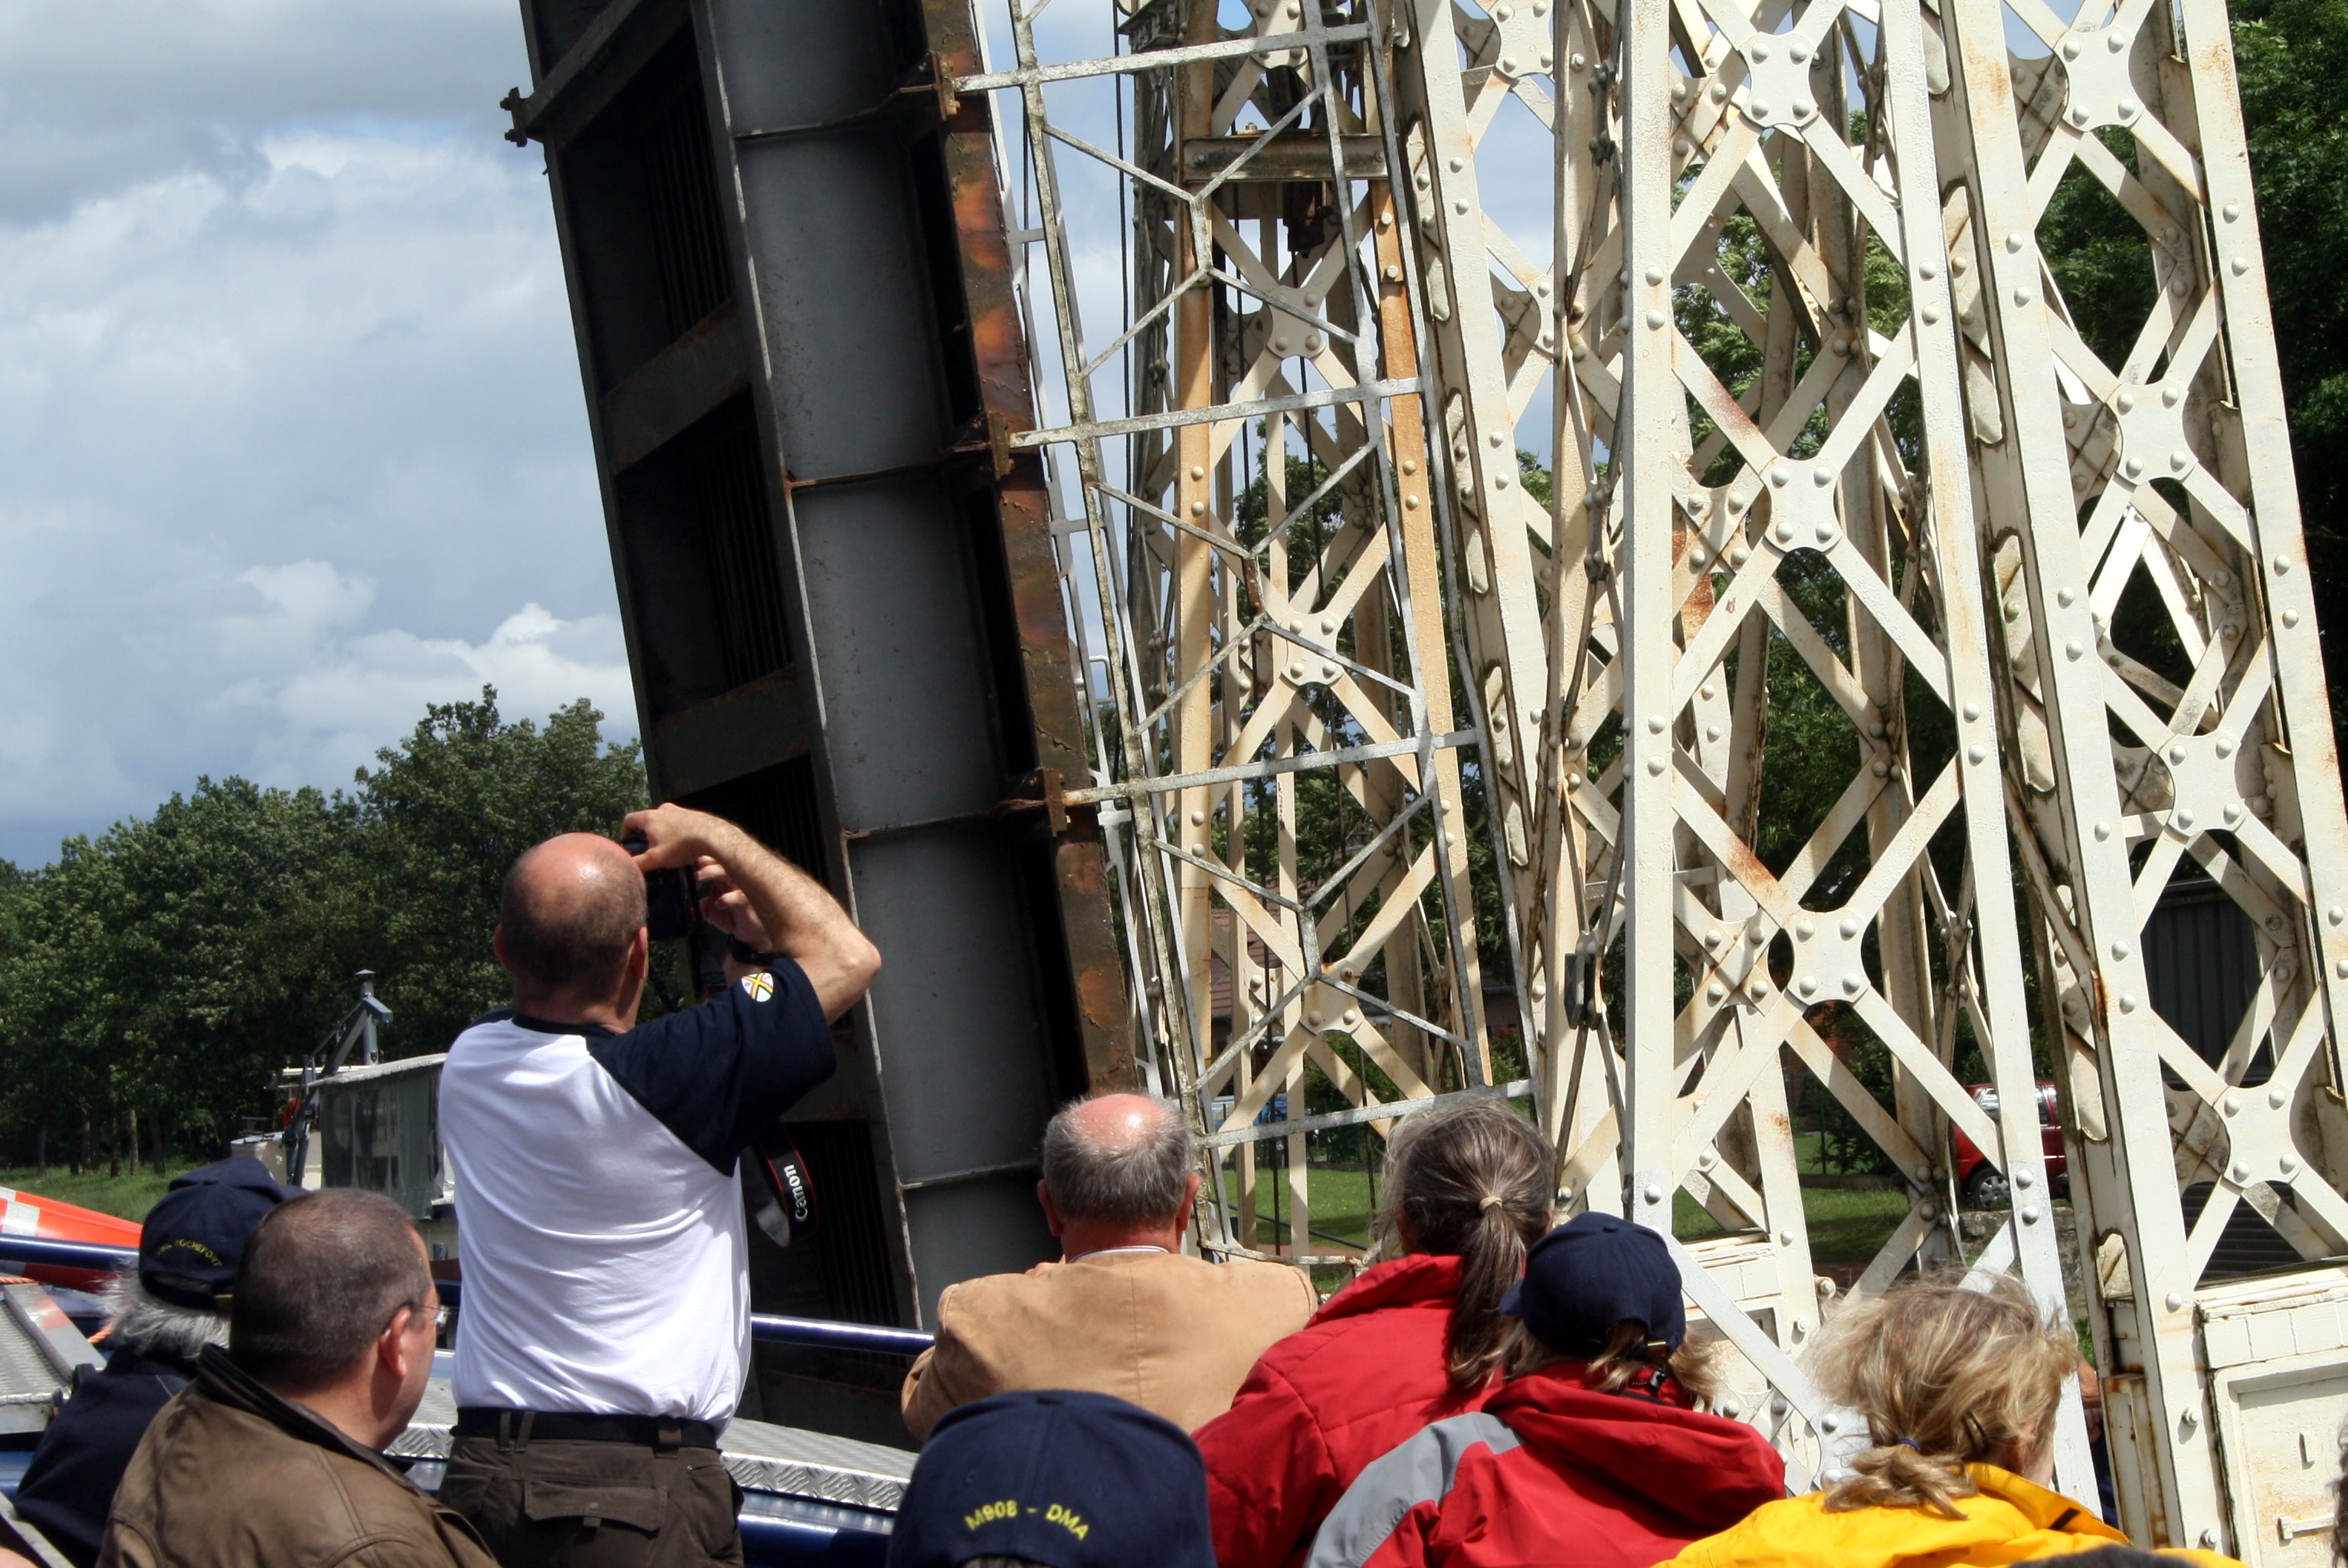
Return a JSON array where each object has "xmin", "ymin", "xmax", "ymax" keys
[
  {"xmin": 1502, "ymin": 1317, "xmax": 1725, "ymax": 1406},
  {"xmin": 1378, "ymin": 1101, "xmax": 1555, "ymax": 1394},
  {"xmin": 1812, "ymin": 1272, "xmax": 2075, "ymax": 1517}
]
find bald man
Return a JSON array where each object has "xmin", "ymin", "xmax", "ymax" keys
[
  {"xmin": 436, "ymin": 805, "xmax": 878, "ymax": 1568},
  {"xmin": 900, "ymin": 1094, "xmax": 1315, "ymax": 1442}
]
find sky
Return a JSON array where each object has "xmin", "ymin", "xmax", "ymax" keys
[{"xmin": 0, "ymin": 1, "xmax": 631, "ymax": 868}]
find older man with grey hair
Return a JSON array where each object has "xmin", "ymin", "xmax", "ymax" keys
[{"xmin": 901, "ymin": 1093, "xmax": 1316, "ymax": 1442}]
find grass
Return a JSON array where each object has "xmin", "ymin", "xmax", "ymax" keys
[
  {"xmin": 1226, "ymin": 1164, "xmax": 1911, "ymax": 1271},
  {"xmin": 0, "ymin": 1167, "xmax": 175, "ymax": 1223}
]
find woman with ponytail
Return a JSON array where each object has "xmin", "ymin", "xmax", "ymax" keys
[
  {"xmin": 1660, "ymin": 1274, "xmax": 2244, "ymax": 1568},
  {"xmin": 1197, "ymin": 1101, "xmax": 1553, "ymax": 1568}
]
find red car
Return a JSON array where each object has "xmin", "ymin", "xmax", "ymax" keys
[{"xmin": 1953, "ymin": 1080, "xmax": 2067, "ymax": 1209}]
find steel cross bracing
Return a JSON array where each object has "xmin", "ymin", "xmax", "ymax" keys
[
  {"xmin": 951, "ymin": 0, "xmax": 2348, "ymax": 1552},
  {"xmin": 960, "ymin": 0, "xmax": 1541, "ymax": 1266}
]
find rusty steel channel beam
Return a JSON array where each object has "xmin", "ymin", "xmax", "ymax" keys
[{"xmin": 504, "ymin": 0, "xmax": 1131, "ymax": 1374}]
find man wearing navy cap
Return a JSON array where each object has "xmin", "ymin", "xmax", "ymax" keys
[
  {"xmin": 15, "ymin": 1157, "xmax": 298, "ymax": 1567},
  {"xmin": 889, "ymin": 1390, "xmax": 1217, "ymax": 1568}
]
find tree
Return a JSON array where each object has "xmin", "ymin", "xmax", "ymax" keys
[
  {"xmin": 345, "ymin": 690, "xmax": 648, "ymax": 1054},
  {"xmin": 0, "ymin": 689, "xmax": 647, "ymax": 1167}
]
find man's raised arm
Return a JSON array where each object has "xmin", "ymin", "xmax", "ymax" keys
[{"xmin": 624, "ymin": 804, "xmax": 881, "ymax": 1020}]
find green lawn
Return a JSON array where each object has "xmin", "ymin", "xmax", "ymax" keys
[
  {"xmin": 0, "ymin": 1167, "xmax": 175, "ymax": 1223},
  {"xmin": 1225, "ymin": 1164, "xmax": 1911, "ymax": 1270}
]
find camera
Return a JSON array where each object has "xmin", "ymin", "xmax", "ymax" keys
[{"xmin": 621, "ymin": 830, "xmax": 700, "ymax": 941}]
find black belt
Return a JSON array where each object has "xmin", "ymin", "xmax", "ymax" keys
[{"xmin": 453, "ymin": 1407, "xmax": 722, "ymax": 1449}]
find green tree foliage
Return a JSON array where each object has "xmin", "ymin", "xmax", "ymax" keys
[{"xmin": 0, "ymin": 690, "xmax": 645, "ymax": 1171}]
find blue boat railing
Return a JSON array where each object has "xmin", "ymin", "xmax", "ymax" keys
[{"xmin": 0, "ymin": 1233, "xmax": 935, "ymax": 1357}]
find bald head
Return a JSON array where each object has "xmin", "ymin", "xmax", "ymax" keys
[
  {"xmin": 498, "ymin": 833, "xmax": 648, "ymax": 998},
  {"xmin": 1040, "ymin": 1093, "xmax": 1194, "ymax": 1228}
]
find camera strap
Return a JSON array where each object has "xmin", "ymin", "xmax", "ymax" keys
[{"xmin": 748, "ymin": 1129, "xmax": 818, "ymax": 1249}]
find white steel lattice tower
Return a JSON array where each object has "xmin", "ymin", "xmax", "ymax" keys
[{"xmin": 951, "ymin": 0, "xmax": 2348, "ymax": 1553}]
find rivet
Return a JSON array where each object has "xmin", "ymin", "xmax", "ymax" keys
[
  {"xmin": 1189, "ymin": 465, "xmax": 1206, "ymax": 480},
  {"xmin": 2022, "ymin": 1205, "xmax": 2042, "ymax": 1223},
  {"xmin": 2284, "ymin": 609, "xmax": 2301, "ymax": 627},
  {"xmin": 1815, "ymin": 522, "xmax": 1836, "ymax": 544},
  {"xmin": 2124, "ymin": 457, "xmax": 2145, "ymax": 480},
  {"xmin": 1646, "ymin": 758, "xmax": 1665, "ymax": 775},
  {"xmin": 2170, "ymin": 742, "xmax": 2189, "ymax": 764},
  {"xmin": 2016, "ymin": 1169, "xmax": 2035, "ymax": 1190},
  {"xmin": 2232, "ymin": 1162, "xmax": 2251, "ymax": 1182},
  {"xmin": 2223, "ymin": 201, "xmax": 2241, "ymax": 221},
  {"xmin": 2170, "ymin": 450, "xmax": 2192, "ymax": 472},
  {"xmin": 2162, "ymin": 385, "xmax": 2183, "ymax": 408},
  {"xmin": 2108, "ymin": 29, "xmax": 2127, "ymax": 49},
  {"xmin": 2006, "ymin": 232, "xmax": 2025, "ymax": 253},
  {"xmin": 1646, "ymin": 309, "xmax": 1667, "ymax": 329},
  {"xmin": 1799, "ymin": 976, "xmax": 1819, "ymax": 997},
  {"xmin": 1706, "ymin": 983, "xmax": 1725, "ymax": 1003},
  {"xmin": 2176, "ymin": 807, "xmax": 2196, "ymax": 829},
  {"xmin": 1841, "ymin": 918, "xmax": 1858, "ymax": 938},
  {"xmin": 1796, "ymin": 920, "xmax": 1815, "ymax": 940},
  {"xmin": 1968, "ymin": 745, "xmax": 1987, "ymax": 764},
  {"xmin": 2112, "ymin": 941, "xmax": 2130, "ymax": 958},
  {"xmin": 1190, "ymin": 809, "xmax": 1205, "ymax": 825},
  {"xmin": 2013, "ymin": 287, "xmax": 2035, "ymax": 306},
  {"xmin": 1793, "ymin": 97, "xmax": 1815, "ymax": 117},
  {"xmin": 1648, "ymin": 714, "xmax": 1667, "ymax": 734},
  {"xmin": 1750, "ymin": 38, "xmax": 1770, "ymax": 60},
  {"xmin": 1642, "ymin": 1184, "xmax": 1664, "ymax": 1204},
  {"xmin": 2330, "ymin": 907, "xmax": 2345, "ymax": 926},
  {"xmin": 1775, "ymin": 520, "xmax": 1796, "ymax": 543},
  {"xmin": 1918, "ymin": 260, "xmax": 1940, "ymax": 281},
  {"xmin": 1842, "ymin": 974, "xmax": 1864, "ymax": 994},
  {"xmin": 1789, "ymin": 38, "xmax": 1809, "ymax": 61},
  {"xmin": 2271, "ymin": 1087, "xmax": 2288, "ymax": 1108},
  {"xmin": 2117, "ymin": 389, "xmax": 2137, "ymax": 414},
  {"xmin": 1814, "ymin": 466, "xmax": 1834, "ymax": 487},
  {"xmin": 2282, "ymin": 1154, "xmax": 2301, "ymax": 1175},
  {"xmin": 2166, "ymin": 1291, "xmax": 2185, "ymax": 1311},
  {"xmin": 2120, "ymin": 994, "xmax": 2139, "ymax": 1012},
  {"xmin": 2094, "ymin": 820, "xmax": 2112, "ymax": 840},
  {"xmin": 2275, "ymin": 555, "xmax": 2292, "ymax": 575},
  {"xmin": 1921, "ymin": 304, "xmax": 1942, "ymax": 325},
  {"xmin": 2066, "ymin": 641, "xmax": 2084, "ymax": 660},
  {"xmin": 2061, "ymin": 36, "xmax": 2081, "ymax": 57},
  {"xmin": 1642, "ymin": 267, "xmax": 1665, "ymax": 286},
  {"xmin": 1963, "ymin": 702, "xmax": 1981, "ymax": 722},
  {"xmin": 2223, "ymin": 1095, "xmax": 2240, "ymax": 1115},
  {"xmin": 1750, "ymin": 98, "xmax": 1772, "ymax": 119},
  {"xmin": 1573, "ymin": 51, "xmax": 1587, "ymax": 70},
  {"xmin": 2214, "ymin": 737, "xmax": 2234, "ymax": 756},
  {"xmin": 2056, "ymin": 588, "xmax": 2077, "ymax": 607},
  {"xmin": 2337, "ymin": 957, "xmax": 2348, "ymax": 978}
]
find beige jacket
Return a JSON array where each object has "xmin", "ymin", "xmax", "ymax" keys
[{"xmin": 901, "ymin": 1249, "xmax": 1318, "ymax": 1441}]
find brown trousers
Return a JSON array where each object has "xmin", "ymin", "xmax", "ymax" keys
[{"xmin": 441, "ymin": 1432, "xmax": 742, "ymax": 1568}]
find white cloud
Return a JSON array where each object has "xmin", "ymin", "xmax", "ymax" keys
[{"xmin": 0, "ymin": 9, "xmax": 625, "ymax": 866}]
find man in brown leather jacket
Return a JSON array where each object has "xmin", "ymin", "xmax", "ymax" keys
[{"xmin": 98, "ymin": 1189, "xmax": 496, "ymax": 1568}]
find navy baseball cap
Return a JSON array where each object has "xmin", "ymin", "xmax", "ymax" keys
[
  {"xmin": 140, "ymin": 1157, "xmax": 301, "ymax": 1311},
  {"xmin": 888, "ymin": 1390, "xmax": 1214, "ymax": 1568},
  {"xmin": 1499, "ymin": 1211, "xmax": 1687, "ymax": 1357}
]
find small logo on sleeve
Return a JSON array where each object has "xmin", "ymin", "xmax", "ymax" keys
[{"xmin": 741, "ymin": 972, "xmax": 774, "ymax": 1002}]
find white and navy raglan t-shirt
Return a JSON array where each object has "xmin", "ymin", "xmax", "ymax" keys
[{"xmin": 438, "ymin": 960, "xmax": 834, "ymax": 1424}]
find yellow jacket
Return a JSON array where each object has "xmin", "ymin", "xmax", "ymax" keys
[{"xmin": 1659, "ymin": 1464, "xmax": 2245, "ymax": 1568}]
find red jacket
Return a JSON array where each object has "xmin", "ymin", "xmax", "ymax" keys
[
  {"xmin": 1305, "ymin": 1364, "xmax": 1787, "ymax": 1568},
  {"xmin": 1199, "ymin": 1255, "xmax": 1486, "ymax": 1568}
]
